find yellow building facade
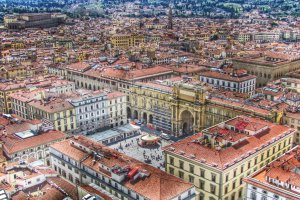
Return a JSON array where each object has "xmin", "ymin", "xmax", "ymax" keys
[
  {"xmin": 163, "ymin": 116, "xmax": 295, "ymax": 200},
  {"xmin": 284, "ymin": 112, "xmax": 300, "ymax": 144},
  {"xmin": 237, "ymin": 33, "xmax": 252, "ymax": 43},
  {"xmin": 0, "ymin": 83, "xmax": 26, "ymax": 114},
  {"xmin": 111, "ymin": 34, "xmax": 145, "ymax": 49},
  {"xmin": 28, "ymin": 100, "xmax": 77, "ymax": 133},
  {"xmin": 11, "ymin": 42, "xmax": 25, "ymax": 49},
  {"xmin": 171, "ymin": 82, "xmax": 208, "ymax": 135},
  {"xmin": 129, "ymin": 82, "xmax": 173, "ymax": 132},
  {"xmin": 128, "ymin": 80, "xmax": 278, "ymax": 136},
  {"xmin": 0, "ymin": 66, "xmax": 27, "ymax": 79}
]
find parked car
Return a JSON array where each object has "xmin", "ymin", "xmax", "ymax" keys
[{"xmin": 160, "ymin": 133, "xmax": 171, "ymax": 140}]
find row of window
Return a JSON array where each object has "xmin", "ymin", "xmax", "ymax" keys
[
  {"xmin": 169, "ymin": 157, "xmax": 217, "ymax": 182},
  {"xmin": 78, "ymin": 104, "xmax": 105, "ymax": 112},
  {"xmin": 250, "ymin": 187, "xmax": 279, "ymax": 200},
  {"xmin": 167, "ymin": 137, "xmax": 292, "ymax": 198},
  {"xmin": 55, "ymin": 157, "xmax": 145, "ymax": 200},
  {"xmin": 201, "ymin": 77, "xmax": 255, "ymax": 88}
]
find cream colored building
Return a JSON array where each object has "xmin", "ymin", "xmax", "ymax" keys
[
  {"xmin": 9, "ymin": 79, "xmax": 75, "ymax": 119},
  {"xmin": 9, "ymin": 89, "xmax": 45, "ymax": 119},
  {"xmin": 128, "ymin": 78, "xmax": 279, "ymax": 136},
  {"xmin": 253, "ymin": 32, "xmax": 281, "ymax": 43},
  {"xmin": 163, "ymin": 116, "xmax": 295, "ymax": 200},
  {"xmin": 111, "ymin": 34, "xmax": 145, "ymax": 49},
  {"xmin": 284, "ymin": 111, "xmax": 300, "ymax": 144},
  {"xmin": 0, "ymin": 81, "xmax": 26, "ymax": 114},
  {"xmin": 107, "ymin": 91, "xmax": 128, "ymax": 128},
  {"xmin": 50, "ymin": 135, "xmax": 196, "ymax": 200},
  {"xmin": 280, "ymin": 78, "xmax": 300, "ymax": 93},
  {"xmin": 48, "ymin": 62, "xmax": 173, "ymax": 95},
  {"xmin": 129, "ymin": 81, "xmax": 173, "ymax": 133},
  {"xmin": 3, "ymin": 15, "xmax": 18, "ymax": 27},
  {"xmin": 237, "ymin": 33, "xmax": 252, "ymax": 43},
  {"xmin": 244, "ymin": 146, "xmax": 300, "ymax": 200},
  {"xmin": 0, "ymin": 117, "xmax": 65, "ymax": 165},
  {"xmin": 28, "ymin": 98, "xmax": 77, "ymax": 133}
]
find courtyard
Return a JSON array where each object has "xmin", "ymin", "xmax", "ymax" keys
[{"xmin": 109, "ymin": 134, "xmax": 173, "ymax": 171}]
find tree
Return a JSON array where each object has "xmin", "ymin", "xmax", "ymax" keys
[
  {"xmin": 271, "ymin": 21, "xmax": 278, "ymax": 27},
  {"xmin": 210, "ymin": 34, "xmax": 219, "ymax": 41}
]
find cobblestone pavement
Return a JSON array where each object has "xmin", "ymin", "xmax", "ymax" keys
[{"xmin": 109, "ymin": 134, "xmax": 173, "ymax": 171}]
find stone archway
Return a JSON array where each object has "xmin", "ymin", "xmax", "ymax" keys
[
  {"xmin": 149, "ymin": 114, "xmax": 153, "ymax": 124},
  {"xmin": 183, "ymin": 122, "xmax": 188, "ymax": 133},
  {"xmin": 127, "ymin": 107, "xmax": 132, "ymax": 119},
  {"xmin": 143, "ymin": 113, "xmax": 147, "ymax": 124},
  {"xmin": 21, "ymin": 155, "xmax": 28, "ymax": 160},
  {"xmin": 181, "ymin": 110, "xmax": 194, "ymax": 135},
  {"xmin": 133, "ymin": 110, "xmax": 138, "ymax": 119}
]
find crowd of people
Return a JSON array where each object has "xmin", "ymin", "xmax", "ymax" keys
[{"xmin": 112, "ymin": 136, "xmax": 165, "ymax": 170}]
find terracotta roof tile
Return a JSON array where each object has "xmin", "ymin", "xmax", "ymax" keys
[
  {"xmin": 163, "ymin": 116, "xmax": 294, "ymax": 170},
  {"xmin": 1, "ymin": 130, "xmax": 65, "ymax": 155},
  {"xmin": 51, "ymin": 136, "xmax": 194, "ymax": 200},
  {"xmin": 244, "ymin": 146, "xmax": 300, "ymax": 199}
]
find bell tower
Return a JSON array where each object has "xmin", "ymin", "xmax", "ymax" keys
[{"xmin": 168, "ymin": 2, "xmax": 173, "ymax": 29}]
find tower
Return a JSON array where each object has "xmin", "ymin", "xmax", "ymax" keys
[
  {"xmin": 168, "ymin": 3, "xmax": 173, "ymax": 30},
  {"xmin": 139, "ymin": 18, "xmax": 143, "ymax": 29},
  {"xmin": 138, "ymin": 5, "xmax": 143, "ymax": 29}
]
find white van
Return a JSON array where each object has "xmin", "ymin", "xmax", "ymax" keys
[{"xmin": 160, "ymin": 132, "xmax": 171, "ymax": 140}]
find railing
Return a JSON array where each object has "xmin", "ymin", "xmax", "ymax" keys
[{"xmin": 50, "ymin": 152, "xmax": 140, "ymax": 200}]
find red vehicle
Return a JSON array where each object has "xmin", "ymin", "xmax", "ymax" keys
[{"xmin": 128, "ymin": 167, "xmax": 139, "ymax": 179}]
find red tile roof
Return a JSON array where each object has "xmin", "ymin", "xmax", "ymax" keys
[
  {"xmin": 66, "ymin": 62, "xmax": 91, "ymax": 72},
  {"xmin": 107, "ymin": 91, "xmax": 126, "ymax": 100},
  {"xmin": 201, "ymin": 71, "xmax": 256, "ymax": 82},
  {"xmin": 84, "ymin": 66, "xmax": 173, "ymax": 81},
  {"xmin": 48, "ymin": 177, "xmax": 78, "ymax": 200},
  {"xmin": 1, "ymin": 130, "xmax": 65, "ymax": 155},
  {"xmin": 28, "ymin": 98, "xmax": 74, "ymax": 113},
  {"xmin": 12, "ymin": 177, "xmax": 78, "ymax": 200},
  {"xmin": 135, "ymin": 82, "xmax": 172, "ymax": 93},
  {"xmin": 244, "ymin": 146, "xmax": 300, "ymax": 200},
  {"xmin": 50, "ymin": 139, "xmax": 87, "ymax": 161},
  {"xmin": 163, "ymin": 116, "xmax": 294, "ymax": 170},
  {"xmin": 79, "ymin": 185, "xmax": 113, "ymax": 200},
  {"xmin": 51, "ymin": 136, "xmax": 194, "ymax": 200}
]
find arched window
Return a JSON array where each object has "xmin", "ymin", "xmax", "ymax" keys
[
  {"xmin": 199, "ymin": 193, "xmax": 205, "ymax": 200},
  {"xmin": 250, "ymin": 191, "xmax": 256, "ymax": 200},
  {"xmin": 261, "ymin": 196, "xmax": 267, "ymax": 200}
]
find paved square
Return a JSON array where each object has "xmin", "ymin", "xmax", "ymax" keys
[{"xmin": 109, "ymin": 134, "xmax": 172, "ymax": 171}]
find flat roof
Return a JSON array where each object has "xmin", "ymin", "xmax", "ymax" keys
[
  {"xmin": 15, "ymin": 130, "xmax": 35, "ymax": 139},
  {"xmin": 88, "ymin": 129, "xmax": 121, "ymax": 142},
  {"xmin": 87, "ymin": 124, "xmax": 140, "ymax": 142}
]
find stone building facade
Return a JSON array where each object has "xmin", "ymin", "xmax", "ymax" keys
[
  {"xmin": 233, "ymin": 55, "xmax": 300, "ymax": 87},
  {"xmin": 128, "ymin": 79, "xmax": 279, "ymax": 137}
]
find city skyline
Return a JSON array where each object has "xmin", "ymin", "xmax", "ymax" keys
[{"xmin": 0, "ymin": 1, "xmax": 299, "ymax": 200}]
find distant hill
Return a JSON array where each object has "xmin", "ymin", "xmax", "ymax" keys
[{"xmin": 1, "ymin": 0, "xmax": 299, "ymax": 18}]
